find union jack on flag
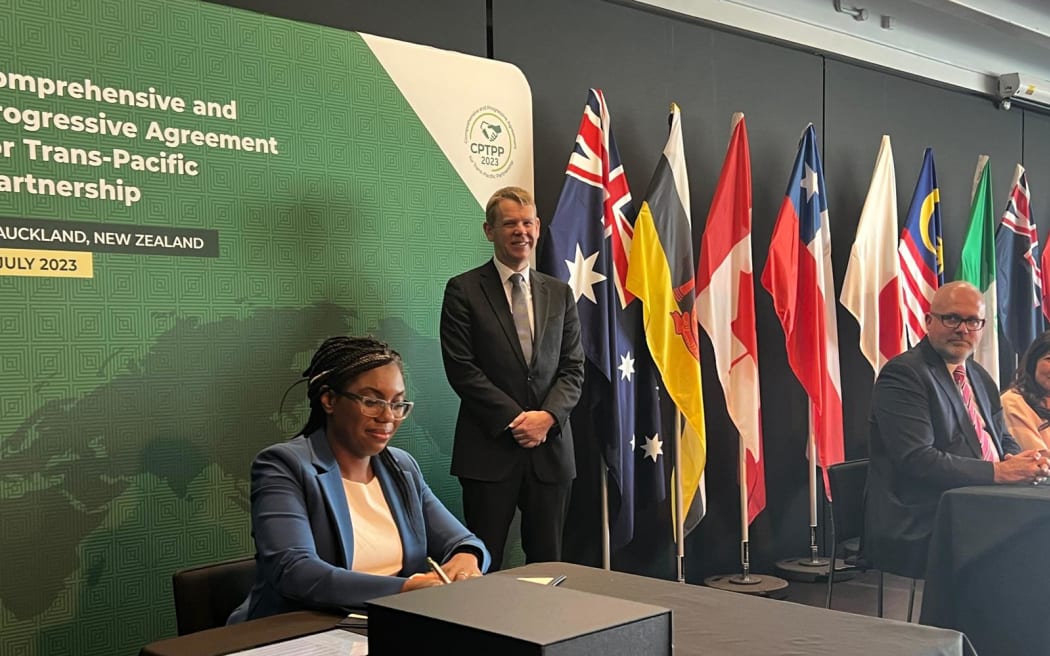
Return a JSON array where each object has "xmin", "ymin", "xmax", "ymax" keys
[
  {"xmin": 996, "ymin": 164, "xmax": 1044, "ymax": 362},
  {"xmin": 563, "ymin": 92, "xmax": 634, "ymax": 307},
  {"xmin": 540, "ymin": 89, "xmax": 662, "ymax": 549}
]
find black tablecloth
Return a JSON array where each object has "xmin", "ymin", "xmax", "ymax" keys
[
  {"xmin": 140, "ymin": 562, "xmax": 974, "ymax": 656},
  {"xmin": 920, "ymin": 485, "xmax": 1050, "ymax": 656},
  {"xmin": 501, "ymin": 563, "xmax": 972, "ymax": 656}
]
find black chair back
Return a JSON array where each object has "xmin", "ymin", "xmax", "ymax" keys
[
  {"xmin": 172, "ymin": 556, "xmax": 255, "ymax": 635},
  {"xmin": 828, "ymin": 458, "xmax": 869, "ymax": 547},
  {"xmin": 825, "ymin": 458, "xmax": 869, "ymax": 609}
]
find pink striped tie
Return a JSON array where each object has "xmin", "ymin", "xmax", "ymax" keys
[{"xmin": 952, "ymin": 365, "xmax": 999, "ymax": 462}]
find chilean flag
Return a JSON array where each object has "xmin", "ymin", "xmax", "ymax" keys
[{"xmin": 760, "ymin": 124, "xmax": 845, "ymax": 496}]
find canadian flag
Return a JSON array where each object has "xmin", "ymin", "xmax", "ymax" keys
[{"xmin": 695, "ymin": 115, "xmax": 765, "ymax": 523}]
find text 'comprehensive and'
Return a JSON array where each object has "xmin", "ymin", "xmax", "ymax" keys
[{"xmin": 0, "ymin": 71, "xmax": 282, "ymax": 207}]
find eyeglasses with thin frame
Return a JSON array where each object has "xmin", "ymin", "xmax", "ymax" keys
[
  {"xmin": 929, "ymin": 312, "xmax": 986, "ymax": 331},
  {"xmin": 333, "ymin": 390, "xmax": 414, "ymax": 419}
]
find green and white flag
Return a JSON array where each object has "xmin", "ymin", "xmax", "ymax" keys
[{"xmin": 957, "ymin": 155, "xmax": 1000, "ymax": 387}]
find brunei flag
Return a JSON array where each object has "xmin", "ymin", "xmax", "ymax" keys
[{"xmin": 626, "ymin": 104, "xmax": 707, "ymax": 529}]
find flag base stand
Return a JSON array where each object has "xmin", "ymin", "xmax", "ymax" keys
[
  {"xmin": 704, "ymin": 573, "xmax": 788, "ymax": 597},
  {"xmin": 775, "ymin": 527, "xmax": 833, "ymax": 581},
  {"xmin": 774, "ymin": 556, "xmax": 836, "ymax": 582}
]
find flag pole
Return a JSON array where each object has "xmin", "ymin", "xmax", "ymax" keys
[
  {"xmin": 703, "ymin": 427, "xmax": 785, "ymax": 593},
  {"xmin": 774, "ymin": 404, "xmax": 829, "ymax": 581},
  {"xmin": 802, "ymin": 403, "xmax": 827, "ymax": 567},
  {"xmin": 705, "ymin": 435, "xmax": 759, "ymax": 587},
  {"xmin": 674, "ymin": 411, "xmax": 685, "ymax": 583},
  {"xmin": 807, "ymin": 423, "xmax": 823, "ymax": 565},
  {"xmin": 739, "ymin": 436, "xmax": 750, "ymax": 574},
  {"xmin": 600, "ymin": 459, "xmax": 611, "ymax": 569},
  {"xmin": 704, "ymin": 411, "xmax": 787, "ymax": 594},
  {"xmin": 730, "ymin": 113, "xmax": 754, "ymax": 585},
  {"xmin": 731, "ymin": 112, "xmax": 751, "ymax": 583}
]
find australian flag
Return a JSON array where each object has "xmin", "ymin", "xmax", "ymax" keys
[
  {"xmin": 540, "ymin": 89, "xmax": 662, "ymax": 549},
  {"xmin": 996, "ymin": 164, "xmax": 1043, "ymax": 363}
]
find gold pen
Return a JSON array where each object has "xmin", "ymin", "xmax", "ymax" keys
[{"xmin": 426, "ymin": 557, "xmax": 452, "ymax": 584}]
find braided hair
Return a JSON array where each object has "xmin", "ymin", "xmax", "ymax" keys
[
  {"xmin": 1010, "ymin": 330, "xmax": 1050, "ymax": 430},
  {"xmin": 298, "ymin": 335, "xmax": 412, "ymax": 500}
]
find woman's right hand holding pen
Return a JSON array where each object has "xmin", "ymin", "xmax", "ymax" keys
[
  {"xmin": 439, "ymin": 552, "xmax": 482, "ymax": 581},
  {"xmin": 401, "ymin": 571, "xmax": 446, "ymax": 591},
  {"xmin": 402, "ymin": 553, "xmax": 482, "ymax": 592}
]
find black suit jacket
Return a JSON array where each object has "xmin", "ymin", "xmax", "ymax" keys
[
  {"xmin": 440, "ymin": 261, "xmax": 584, "ymax": 483},
  {"xmin": 864, "ymin": 338, "xmax": 1020, "ymax": 578}
]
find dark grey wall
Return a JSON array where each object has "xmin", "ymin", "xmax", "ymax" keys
[
  {"xmin": 208, "ymin": 0, "xmax": 488, "ymax": 56},
  {"xmin": 207, "ymin": 0, "xmax": 1047, "ymax": 580},
  {"xmin": 1025, "ymin": 111, "xmax": 1050, "ymax": 234},
  {"xmin": 825, "ymin": 59, "xmax": 1025, "ymax": 459}
]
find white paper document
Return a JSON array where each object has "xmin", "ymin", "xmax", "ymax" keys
[{"xmin": 229, "ymin": 629, "xmax": 368, "ymax": 655}]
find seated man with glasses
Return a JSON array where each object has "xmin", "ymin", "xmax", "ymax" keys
[
  {"xmin": 229, "ymin": 336, "xmax": 490, "ymax": 623},
  {"xmin": 865, "ymin": 281, "xmax": 1050, "ymax": 580}
]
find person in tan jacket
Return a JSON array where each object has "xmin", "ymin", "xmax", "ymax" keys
[{"xmin": 1002, "ymin": 330, "xmax": 1050, "ymax": 453}]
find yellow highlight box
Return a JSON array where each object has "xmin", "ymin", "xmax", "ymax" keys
[{"xmin": 0, "ymin": 248, "xmax": 94, "ymax": 278}]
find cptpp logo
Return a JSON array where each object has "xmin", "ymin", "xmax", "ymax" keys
[{"xmin": 465, "ymin": 106, "xmax": 516, "ymax": 178}]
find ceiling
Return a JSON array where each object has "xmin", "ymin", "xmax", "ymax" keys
[{"xmin": 631, "ymin": 0, "xmax": 1050, "ymax": 98}]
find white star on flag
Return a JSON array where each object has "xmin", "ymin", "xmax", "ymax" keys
[
  {"xmin": 801, "ymin": 162, "xmax": 820, "ymax": 201},
  {"xmin": 641, "ymin": 434, "xmax": 663, "ymax": 462},
  {"xmin": 565, "ymin": 243, "xmax": 606, "ymax": 304},
  {"xmin": 618, "ymin": 351, "xmax": 635, "ymax": 381},
  {"xmin": 629, "ymin": 435, "xmax": 636, "ymax": 451}
]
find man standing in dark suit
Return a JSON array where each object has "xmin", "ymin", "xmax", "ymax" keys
[
  {"xmin": 440, "ymin": 187, "xmax": 584, "ymax": 570},
  {"xmin": 866, "ymin": 281, "xmax": 1049, "ymax": 578}
]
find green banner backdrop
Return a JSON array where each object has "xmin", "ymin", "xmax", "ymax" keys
[{"xmin": 0, "ymin": 1, "xmax": 533, "ymax": 653}]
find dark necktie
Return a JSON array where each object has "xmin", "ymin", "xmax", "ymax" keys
[
  {"xmin": 952, "ymin": 365, "xmax": 999, "ymax": 462},
  {"xmin": 509, "ymin": 272, "xmax": 532, "ymax": 364}
]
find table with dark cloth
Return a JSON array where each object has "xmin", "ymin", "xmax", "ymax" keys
[
  {"xmin": 920, "ymin": 484, "xmax": 1050, "ymax": 656},
  {"xmin": 140, "ymin": 562, "xmax": 974, "ymax": 656},
  {"xmin": 502, "ymin": 563, "xmax": 972, "ymax": 656}
]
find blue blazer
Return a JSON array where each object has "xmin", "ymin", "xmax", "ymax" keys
[{"xmin": 229, "ymin": 429, "xmax": 490, "ymax": 622}]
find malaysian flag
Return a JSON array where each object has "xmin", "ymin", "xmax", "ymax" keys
[{"xmin": 898, "ymin": 148, "xmax": 944, "ymax": 346}]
